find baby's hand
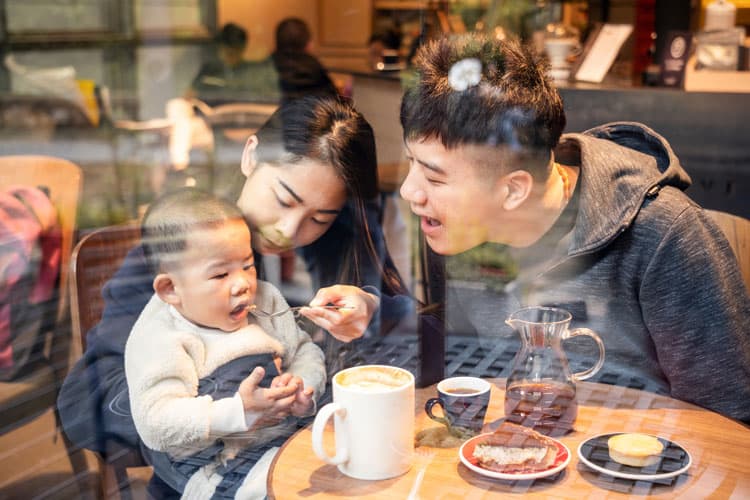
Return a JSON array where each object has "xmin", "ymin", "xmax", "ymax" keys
[
  {"xmin": 288, "ymin": 375, "xmax": 315, "ymax": 417},
  {"xmin": 238, "ymin": 367, "xmax": 296, "ymax": 413},
  {"xmin": 270, "ymin": 372, "xmax": 293, "ymax": 389},
  {"xmin": 291, "ymin": 386, "xmax": 315, "ymax": 417}
]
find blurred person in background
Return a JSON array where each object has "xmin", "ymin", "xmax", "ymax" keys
[
  {"xmin": 271, "ymin": 17, "xmax": 339, "ymax": 103},
  {"xmin": 164, "ymin": 23, "xmax": 281, "ymax": 192},
  {"xmin": 186, "ymin": 22, "xmax": 279, "ymax": 105},
  {"xmin": 368, "ymin": 27, "xmax": 402, "ymax": 69}
]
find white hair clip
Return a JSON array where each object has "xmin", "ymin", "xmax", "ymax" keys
[{"xmin": 448, "ymin": 58, "xmax": 482, "ymax": 91}]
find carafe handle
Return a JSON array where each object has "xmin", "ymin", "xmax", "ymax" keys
[{"xmin": 564, "ymin": 328, "xmax": 605, "ymax": 381}]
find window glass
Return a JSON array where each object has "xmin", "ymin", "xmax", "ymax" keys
[{"xmin": 6, "ymin": 0, "xmax": 111, "ymax": 33}]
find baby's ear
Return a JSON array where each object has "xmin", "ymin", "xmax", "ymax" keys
[
  {"xmin": 240, "ymin": 135, "xmax": 259, "ymax": 177},
  {"xmin": 154, "ymin": 273, "xmax": 180, "ymax": 305}
]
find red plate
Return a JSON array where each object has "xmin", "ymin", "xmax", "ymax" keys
[{"xmin": 459, "ymin": 432, "xmax": 571, "ymax": 481}]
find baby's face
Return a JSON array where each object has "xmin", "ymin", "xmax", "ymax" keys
[{"xmin": 170, "ymin": 219, "xmax": 257, "ymax": 332}]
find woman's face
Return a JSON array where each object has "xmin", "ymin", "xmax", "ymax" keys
[{"xmin": 237, "ymin": 153, "xmax": 347, "ymax": 254}]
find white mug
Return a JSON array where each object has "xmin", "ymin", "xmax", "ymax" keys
[{"xmin": 311, "ymin": 365, "xmax": 414, "ymax": 480}]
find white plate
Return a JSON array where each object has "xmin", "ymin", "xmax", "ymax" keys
[
  {"xmin": 459, "ymin": 432, "xmax": 571, "ymax": 481},
  {"xmin": 577, "ymin": 433, "xmax": 692, "ymax": 481}
]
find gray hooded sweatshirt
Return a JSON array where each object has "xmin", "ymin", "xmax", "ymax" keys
[{"xmin": 446, "ymin": 122, "xmax": 750, "ymax": 422}]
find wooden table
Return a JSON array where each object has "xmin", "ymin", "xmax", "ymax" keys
[{"xmin": 268, "ymin": 379, "xmax": 750, "ymax": 498}]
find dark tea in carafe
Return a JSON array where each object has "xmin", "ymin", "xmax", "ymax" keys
[
  {"xmin": 504, "ymin": 306, "xmax": 605, "ymax": 437},
  {"xmin": 504, "ymin": 381, "xmax": 577, "ymax": 436}
]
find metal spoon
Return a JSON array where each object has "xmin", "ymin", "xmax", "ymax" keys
[{"xmin": 247, "ymin": 304, "xmax": 351, "ymax": 319}]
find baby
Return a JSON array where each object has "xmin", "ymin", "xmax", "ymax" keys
[{"xmin": 124, "ymin": 188, "xmax": 325, "ymax": 499}]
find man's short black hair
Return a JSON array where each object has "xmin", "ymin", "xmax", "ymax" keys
[
  {"xmin": 216, "ymin": 22, "xmax": 247, "ymax": 49},
  {"xmin": 275, "ymin": 17, "xmax": 311, "ymax": 52},
  {"xmin": 401, "ymin": 34, "xmax": 566, "ymax": 177}
]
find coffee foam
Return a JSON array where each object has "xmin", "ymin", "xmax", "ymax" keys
[{"xmin": 336, "ymin": 366, "xmax": 411, "ymax": 391}]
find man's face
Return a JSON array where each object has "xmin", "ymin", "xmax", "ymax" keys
[
  {"xmin": 169, "ymin": 219, "xmax": 257, "ymax": 332},
  {"xmin": 219, "ymin": 45, "xmax": 245, "ymax": 68},
  {"xmin": 400, "ymin": 138, "xmax": 504, "ymax": 255}
]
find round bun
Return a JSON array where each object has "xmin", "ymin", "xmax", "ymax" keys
[{"xmin": 607, "ymin": 433, "xmax": 664, "ymax": 467}]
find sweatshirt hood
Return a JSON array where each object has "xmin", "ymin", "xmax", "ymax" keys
[{"xmin": 555, "ymin": 121, "xmax": 692, "ymax": 255}]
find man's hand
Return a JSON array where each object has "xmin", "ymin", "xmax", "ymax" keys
[{"xmin": 298, "ymin": 285, "xmax": 379, "ymax": 342}]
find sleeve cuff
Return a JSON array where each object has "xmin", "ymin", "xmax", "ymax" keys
[
  {"xmin": 209, "ymin": 393, "xmax": 249, "ymax": 435},
  {"xmin": 361, "ymin": 285, "xmax": 381, "ymax": 299},
  {"xmin": 361, "ymin": 285, "xmax": 381, "ymax": 312},
  {"xmin": 209, "ymin": 393, "xmax": 265, "ymax": 435}
]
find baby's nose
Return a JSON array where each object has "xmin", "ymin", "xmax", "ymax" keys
[{"xmin": 231, "ymin": 278, "xmax": 250, "ymax": 296}]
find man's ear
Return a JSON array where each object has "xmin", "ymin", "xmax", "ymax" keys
[
  {"xmin": 240, "ymin": 135, "xmax": 259, "ymax": 177},
  {"xmin": 153, "ymin": 273, "xmax": 180, "ymax": 306},
  {"xmin": 500, "ymin": 170, "xmax": 534, "ymax": 210}
]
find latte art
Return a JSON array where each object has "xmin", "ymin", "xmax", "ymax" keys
[{"xmin": 336, "ymin": 366, "xmax": 412, "ymax": 391}]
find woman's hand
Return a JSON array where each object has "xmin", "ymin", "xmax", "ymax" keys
[{"xmin": 298, "ymin": 284, "xmax": 380, "ymax": 342}]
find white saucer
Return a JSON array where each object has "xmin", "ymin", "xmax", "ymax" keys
[
  {"xmin": 459, "ymin": 432, "xmax": 571, "ymax": 481},
  {"xmin": 577, "ymin": 433, "xmax": 692, "ymax": 481}
]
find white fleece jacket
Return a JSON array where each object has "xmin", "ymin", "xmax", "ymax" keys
[{"xmin": 124, "ymin": 280, "xmax": 326, "ymax": 458}]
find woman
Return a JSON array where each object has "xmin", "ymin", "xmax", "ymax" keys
[
  {"xmin": 234, "ymin": 97, "xmax": 406, "ymax": 338},
  {"xmin": 57, "ymin": 96, "xmax": 410, "ymax": 496}
]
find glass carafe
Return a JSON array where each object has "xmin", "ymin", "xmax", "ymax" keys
[{"xmin": 504, "ymin": 306, "xmax": 604, "ymax": 436}]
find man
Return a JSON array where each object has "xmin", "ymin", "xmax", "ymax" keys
[
  {"xmin": 368, "ymin": 28, "xmax": 402, "ymax": 69},
  {"xmin": 399, "ymin": 34, "xmax": 750, "ymax": 422},
  {"xmin": 186, "ymin": 22, "xmax": 280, "ymax": 105}
]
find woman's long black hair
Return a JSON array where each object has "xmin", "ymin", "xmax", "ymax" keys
[{"xmin": 237, "ymin": 96, "xmax": 411, "ymax": 327}]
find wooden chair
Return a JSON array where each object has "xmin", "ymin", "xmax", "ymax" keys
[
  {"xmin": 0, "ymin": 155, "xmax": 86, "ymax": 490},
  {"xmin": 68, "ymin": 223, "xmax": 145, "ymax": 498},
  {"xmin": 705, "ymin": 209, "xmax": 750, "ymax": 289}
]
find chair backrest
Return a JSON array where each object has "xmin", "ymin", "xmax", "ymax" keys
[
  {"xmin": 705, "ymin": 209, "xmax": 750, "ymax": 289},
  {"xmin": 69, "ymin": 224, "xmax": 141, "ymax": 358},
  {"xmin": 0, "ymin": 155, "xmax": 82, "ymax": 321},
  {"xmin": 206, "ymin": 102, "xmax": 278, "ymax": 143}
]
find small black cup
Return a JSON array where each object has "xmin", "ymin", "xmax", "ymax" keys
[{"xmin": 424, "ymin": 376, "xmax": 491, "ymax": 438}]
